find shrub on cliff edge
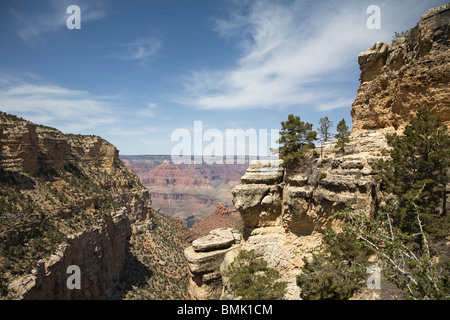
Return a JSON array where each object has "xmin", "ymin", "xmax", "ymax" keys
[{"xmin": 224, "ymin": 249, "xmax": 287, "ymax": 300}]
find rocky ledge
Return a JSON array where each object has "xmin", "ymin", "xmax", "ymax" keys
[{"xmin": 184, "ymin": 228, "xmax": 241, "ymax": 300}]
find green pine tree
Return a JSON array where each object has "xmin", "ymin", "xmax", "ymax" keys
[
  {"xmin": 274, "ymin": 114, "xmax": 317, "ymax": 169},
  {"xmin": 372, "ymin": 107, "xmax": 449, "ymax": 235},
  {"xmin": 318, "ymin": 117, "xmax": 333, "ymax": 158},
  {"xmin": 297, "ymin": 107, "xmax": 449, "ymax": 300},
  {"xmin": 334, "ymin": 119, "xmax": 350, "ymax": 150},
  {"xmin": 296, "ymin": 215, "xmax": 373, "ymax": 300}
]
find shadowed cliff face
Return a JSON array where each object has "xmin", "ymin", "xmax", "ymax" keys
[
  {"xmin": 8, "ymin": 209, "xmax": 130, "ymax": 299},
  {"xmin": 0, "ymin": 112, "xmax": 153, "ymax": 299},
  {"xmin": 184, "ymin": 3, "xmax": 450, "ymax": 301}
]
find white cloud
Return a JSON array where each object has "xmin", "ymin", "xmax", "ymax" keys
[
  {"xmin": 0, "ymin": 73, "xmax": 116, "ymax": 133},
  {"xmin": 177, "ymin": 0, "xmax": 423, "ymax": 111},
  {"xmin": 316, "ymin": 97, "xmax": 356, "ymax": 112},
  {"xmin": 138, "ymin": 103, "xmax": 160, "ymax": 118}
]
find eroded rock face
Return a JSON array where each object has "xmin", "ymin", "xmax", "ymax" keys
[
  {"xmin": 184, "ymin": 228, "xmax": 241, "ymax": 300},
  {"xmin": 9, "ymin": 210, "xmax": 129, "ymax": 300},
  {"xmin": 0, "ymin": 120, "xmax": 50, "ymax": 173},
  {"xmin": 231, "ymin": 145, "xmax": 384, "ymax": 299},
  {"xmin": 352, "ymin": 3, "xmax": 450, "ymax": 132},
  {"xmin": 0, "ymin": 113, "xmax": 124, "ymax": 174},
  {"xmin": 358, "ymin": 41, "xmax": 390, "ymax": 83},
  {"xmin": 7, "ymin": 190, "xmax": 152, "ymax": 300},
  {"xmin": 0, "ymin": 112, "xmax": 153, "ymax": 300},
  {"xmin": 185, "ymin": 133, "xmax": 392, "ymax": 300},
  {"xmin": 232, "ymin": 160, "xmax": 284, "ymax": 229}
]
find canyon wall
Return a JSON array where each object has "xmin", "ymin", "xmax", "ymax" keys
[
  {"xmin": 8, "ymin": 209, "xmax": 129, "ymax": 299},
  {"xmin": 122, "ymin": 155, "xmax": 248, "ymax": 227},
  {"xmin": 0, "ymin": 113, "xmax": 152, "ymax": 299},
  {"xmin": 184, "ymin": 4, "xmax": 450, "ymax": 300}
]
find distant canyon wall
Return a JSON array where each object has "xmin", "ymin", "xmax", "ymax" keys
[{"xmin": 122, "ymin": 156, "xmax": 248, "ymax": 226}]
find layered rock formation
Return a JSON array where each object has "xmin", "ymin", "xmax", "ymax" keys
[
  {"xmin": 0, "ymin": 112, "xmax": 153, "ymax": 299},
  {"xmin": 185, "ymin": 133, "xmax": 391, "ymax": 299},
  {"xmin": 184, "ymin": 228, "xmax": 241, "ymax": 300},
  {"xmin": 0, "ymin": 115, "xmax": 123, "ymax": 174},
  {"xmin": 184, "ymin": 4, "xmax": 449, "ymax": 300},
  {"xmin": 141, "ymin": 161, "xmax": 209, "ymax": 187},
  {"xmin": 121, "ymin": 156, "xmax": 248, "ymax": 187},
  {"xmin": 122, "ymin": 155, "xmax": 248, "ymax": 226},
  {"xmin": 352, "ymin": 3, "xmax": 449, "ymax": 132}
]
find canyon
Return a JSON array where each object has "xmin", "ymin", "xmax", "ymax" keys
[
  {"xmin": 0, "ymin": 3, "xmax": 448, "ymax": 301},
  {"xmin": 121, "ymin": 155, "xmax": 248, "ymax": 227}
]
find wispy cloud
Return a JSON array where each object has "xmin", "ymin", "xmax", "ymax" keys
[
  {"xmin": 107, "ymin": 37, "xmax": 162, "ymax": 62},
  {"xmin": 0, "ymin": 72, "xmax": 116, "ymax": 133},
  {"xmin": 176, "ymin": 0, "xmax": 417, "ymax": 111},
  {"xmin": 0, "ymin": 71, "xmax": 172, "ymax": 154},
  {"xmin": 12, "ymin": 0, "xmax": 108, "ymax": 46},
  {"xmin": 138, "ymin": 102, "xmax": 159, "ymax": 118}
]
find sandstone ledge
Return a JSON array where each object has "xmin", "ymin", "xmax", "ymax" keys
[{"xmin": 184, "ymin": 228, "xmax": 241, "ymax": 299}]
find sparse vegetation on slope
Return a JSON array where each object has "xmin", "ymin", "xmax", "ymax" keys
[
  {"xmin": 1, "ymin": 112, "xmax": 189, "ymax": 299},
  {"xmin": 108, "ymin": 209, "xmax": 194, "ymax": 300}
]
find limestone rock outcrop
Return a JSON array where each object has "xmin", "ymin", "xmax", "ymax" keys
[
  {"xmin": 186, "ymin": 132, "xmax": 390, "ymax": 300},
  {"xmin": 0, "ymin": 113, "xmax": 126, "ymax": 175},
  {"xmin": 352, "ymin": 3, "xmax": 449, "ymax": 132},
  {"xmin": 184, "ymin": 228, "xmax": 241, "ymax": 300},
  {"xmin": 232, "ymin": 160, "xmax": 284, "ymax": 229},
  {"xmin": 228, "ymin": 145, "xmax": 385, "ymax": 299}
]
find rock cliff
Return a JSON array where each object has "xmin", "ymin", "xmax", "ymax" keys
[
  {"xmin": 184, "ymin": 3, "xmax": 449, "ymax": 300},
  {"xmin": 352, "ymin": 4, "xmax": 449, "ymax": 132},
  {"xmin": 186, "ymin": 137, "xmax": 387, "ymax": 299},
  {"xmin": 8, "ymin": 209, "xmax": 130, "ymax": 299},
  {"xmin": 184, "ymin": 228, "xmax": 241, "ymax": 299},
  {"xmin": 0, "ymin": 112, "xmax": 152, "ymax": 299}
]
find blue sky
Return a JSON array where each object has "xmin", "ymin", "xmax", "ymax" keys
[{"xmin": 0, "ymin": 0, "xmax": 447, "ymax": 155}]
